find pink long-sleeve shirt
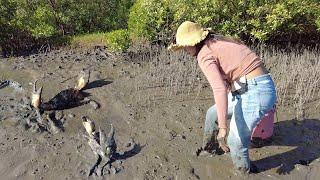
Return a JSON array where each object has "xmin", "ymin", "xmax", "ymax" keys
[{"xmin": 197, "ymin": 38, "xmax": 262, "ymax": 128}]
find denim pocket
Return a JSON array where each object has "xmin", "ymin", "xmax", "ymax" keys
[{"xmin": 257, "ymin": 79, "xmax": 277, "ymax": 114}]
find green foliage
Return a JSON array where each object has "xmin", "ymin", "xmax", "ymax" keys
[
  {"xmin": 128, "ymin": 0, "xmax": 320, "ymax": 42},
  {"xmin": 128, "ymin": 0, "xmax": 172, "ymax": 42},
  {"xmin": 0, "ymin": 0, "xmax": 134, "ymax": 38},
  {"xmin": 316, "ymin": 16, "xmax": 320, "ymax": 31},
  {"xmin": 247, "ymin": 0, "xmax": 320, "ymax": 41},
  {"xmin": 71, "ymin": 33, "xmax": 108, "ymax": 48},
  {"xmin": 0, "ymin": 0, "xmax": 17, "ymax": 24},
  {"xmin": 105, "ymin": 29, "xmax": 130, "ymax": 52},
  {"xmin": 5, "ymin": 0, "xmax": 57, "ymax": 38},
  {"xmin": 0, "ymin": 0, "xmax": 134, "ymax": 55},
  {"xmin": 1, "ymin": 0, "xmax": 319, "ymax": 55},
  {"xmin": 52, "ymin": 0, "xmax": 133, "ymax": 35}
]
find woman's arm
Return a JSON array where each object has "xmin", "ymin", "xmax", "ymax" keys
[{"xmin": 198, "ymin": 56, "xmax": 228, "ymax": 129}]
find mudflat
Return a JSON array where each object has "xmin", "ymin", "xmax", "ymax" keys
[{"xmin": 0, "ymin": 47, "xmax": 319, "ymax": 180}]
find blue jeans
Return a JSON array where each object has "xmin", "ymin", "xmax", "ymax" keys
[
  {"xmin": 204, "ymin": 92, "xmax": 233, "ymax": 133},
  {"xmin": 204, "ymin": 74, "xmax": 276, "ymax": 170}
]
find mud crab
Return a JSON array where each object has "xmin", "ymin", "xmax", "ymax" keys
[
  {"xmin": 82, "ymin": 116, "xmax": 119, "ymax": 176},
  {"xmin": 27, "ymin": 70, "xmax": 100, "ymax": 133},
  {"xmin": 82, "ymin": 116, "xmax": 140, "ymax": 177},
  {"xmin": 31, "ymin": 70, "xmax": 93, "ymax": 111}
]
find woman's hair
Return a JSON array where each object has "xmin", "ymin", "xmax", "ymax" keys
[
  {"xmin": 208, "ymin": 32, "xmax": 244, "ymax": 44},
  {"xmin": 194, "ymin": 32, "xmax": 244, "ymax": 55}
]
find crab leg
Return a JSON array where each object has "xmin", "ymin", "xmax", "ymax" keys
[
  {"xmin": 33, "ymin": 79, "xmax": 38, "ymax": 93},
  {"xmin": 99, "ymin": 156, "xmax": 115, "ymax": 176},
  {"xmin": 88, "ymin": 155, "xmax": 102, "ymax": 176},
  {"xmin": 0, "ymin": 80, "xmax": 9, "ymax": 89}
]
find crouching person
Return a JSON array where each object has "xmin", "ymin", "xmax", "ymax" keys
[{"xmin": 168, "ymin": 21, "xmax": 277, "ymax": 174}]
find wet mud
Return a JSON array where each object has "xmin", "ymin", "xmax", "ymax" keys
[{"xmin": 0, "ymin": 48, "xmax": 319, "ymax": 180}]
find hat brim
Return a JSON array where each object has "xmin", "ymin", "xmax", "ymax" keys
[
  {"xmin": 167, "ymin": 43, "xmax": 184, "ymax": 51},
  {"xmin": 167, "ymin": 28, "xmax": 211, "ymax": 52}
]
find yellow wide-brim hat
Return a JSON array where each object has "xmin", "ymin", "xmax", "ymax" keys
[{"xmin": 168, "ymin": 21, "xmax": 211, "ymax": 51}]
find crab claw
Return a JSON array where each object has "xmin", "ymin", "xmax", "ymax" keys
[
  {"xmin": 31, "ymin": 80, "xmax": 42, "ymax": 109},
  {"xmin": 82, "ymin": 116, "xmax": 96, "ymax": 136},
  {"xmin": 107, "ymin": 124, "xmax": 115, "ymax": 142},
  {"xmin": 99, "ymin": 127, "xmax": 106, "ymax": 145},
  {"xmin": 105, "ymin": 124, "xmax": 116, "ymax": 156},
  {"xmin": 76, "ymin": 70, "xmax": 90, "ymax": 90},
  {"xmin": 33, "ymin": 79, "xmax": 38, "ymax": 93}
]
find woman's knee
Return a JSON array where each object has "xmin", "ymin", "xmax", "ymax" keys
[
  {"xmin": 227, "ymin": 132, "xmax": 240, "ymax": 149},
  {"xmin": 227, "ymin": 131, "xmax": 251, "ymax": 149},
  {"xmin": 204, "ymin": 106, "xmax": 218, "ymax": 132},
  {"xmin": 206, "ymin": 105, "xmax": 217, "ymax": 119}
]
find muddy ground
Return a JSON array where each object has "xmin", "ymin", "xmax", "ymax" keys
[{"xmin": 0, "ymin": 47, "xmax": 319, "ymax": 180}]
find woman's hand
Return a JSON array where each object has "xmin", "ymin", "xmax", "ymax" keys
[{"xmin": 217, "ymin": 128, "xmax": 230, "ymax": 153}]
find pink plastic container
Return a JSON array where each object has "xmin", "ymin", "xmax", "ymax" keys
[{"xmin": 251, "ymin": 107, "xmax": 275, "ymax": 140}]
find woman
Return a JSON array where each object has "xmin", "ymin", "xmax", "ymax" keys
[{"xmin": 168, "ymin": 21, "xmax": 277, "ymax": 174}]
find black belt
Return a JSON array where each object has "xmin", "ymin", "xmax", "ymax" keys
[{"xmin": 231, "ymin": 78, "xmax": 248, "ymax": 96}]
